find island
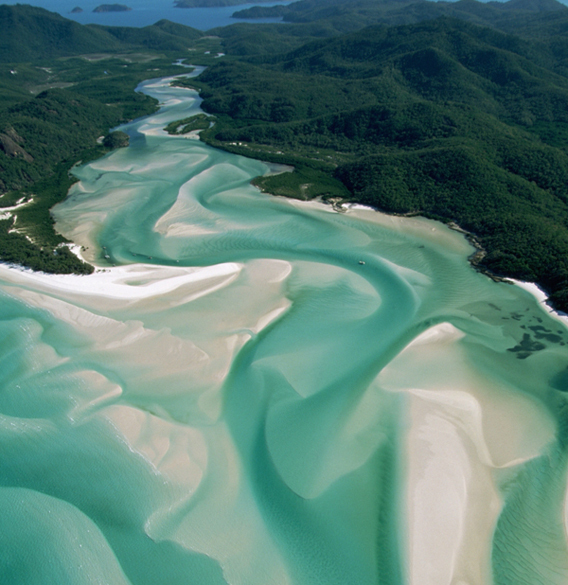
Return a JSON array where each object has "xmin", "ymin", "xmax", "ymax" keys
[
  {"xmin": 93, "ymin": 3, "xmax": 132, "ymax": 12},
  {"xmin": 164, "ymin": 114, "xmax": 210, "ymax": 135},
  {"xmin": 175, "ymin": 0, "xmax": 276, "ymax": 7},
  {"xmin": 70, "ymin": 6, "xmax": 83, "ymax": 13}
]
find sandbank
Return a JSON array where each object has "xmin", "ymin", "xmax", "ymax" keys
[
  {"xmin": 405, "ymin": 387, "xmax": 500, "ymax": 585},
  {"xmin": 378, "ymin": 322, "xmax": 556, "ymax": 585},
  {"xmin": 102, "ymin": 403, "xmax": 207, "ymax": 488},
  {"xmin": 0, "ymin": 261, "xmax": 241, "ymax": 302}
]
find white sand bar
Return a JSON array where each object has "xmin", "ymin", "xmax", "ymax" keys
[
  {"xmin": 0, "ymin": 261, "xmax": 242, "ymax": 302},
  {"xmin": 378, "ymin": 322, "xmax": 556, "ymax": 585}
]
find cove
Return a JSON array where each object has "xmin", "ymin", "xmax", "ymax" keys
[{"xmin": 1, "ymin": 72, "xmax": 568, "ymax": 585}]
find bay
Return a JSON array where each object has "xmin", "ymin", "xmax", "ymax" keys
[
  {"xmin": 1, "ymin": 70, "xmax": 568, "ymax": 585},
  {"xmin": 1, "ymin": 0, "xmax": 289, "ymax": 29}
]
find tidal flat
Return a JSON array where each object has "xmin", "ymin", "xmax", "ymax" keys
[{"xmin": 1, "ymin": 73, "xmax": 568, "ymax": 585}]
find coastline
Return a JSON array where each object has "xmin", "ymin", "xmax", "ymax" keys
[
  {"xmin": 5, "ymin": 63, "xmax": 566, "ymax": 334},
  {"xmin": 1, "ymin": 71, "xmax": 567, "ymax": 585},
  {"xmin": 334, "ymin": 199, "xmax": 568, "ymax": 326},
  {"xmin": 199, "ymin": 122, "xmax": 567, "ymax": 315},
  {"xmin": 508, "ymin": 279, "xmax": 568, "ymax": 325}
]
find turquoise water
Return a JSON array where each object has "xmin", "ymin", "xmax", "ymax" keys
[{"xmin": 2, "ymin": 73, "xmax": 568, "ymax": 585}]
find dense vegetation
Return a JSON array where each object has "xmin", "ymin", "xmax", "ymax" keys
[
  {"xmin": 233, "ymin": 0, "xmax": 568, "ymax": 35},
  {"xmin": 164, "ymin": 113, "xmax": 211, "ymax": 134},
  {"xmin": 0, "ymin": 157, "xmax": 95, "ymax": 275},
  {"xmin": 93, "ymin": 4, "xmax": 132, "ymax": 12},
  {"xmin": 225, "ymin": 0, "xmax": 568, "ymax": 58},
  {"xmin": 175, "ymin": 0, "xmax": 275, "ymax": 7},
  {"xmin": 0, "ymin": 6, "xmax": 212, "ymax": 274},
  {"xmin": 0, "ymin": 4, "xmax": 124, "ymax": 62},
  {"xmin": 6, "ymin": 0, "xmax": 568, "ymax": 311},
  {"xmin": 188, "ymin": 10, "xmax": 568, "ymax": 311},
  {"xmin": 103, "ymin": 130, "xmax": 130, "ymax": 147},
  {"xmin": 0, "ymin": 5, "xmax": 205, "ymax": 63}
]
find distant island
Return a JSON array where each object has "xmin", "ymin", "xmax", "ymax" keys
[
  {"xmin": 70, "ymin": 6, "xmax": 83, "ymax": 13},
  {"xmin": 93, "ymin": 4, "xmax": 132, "ymax": 12},
  {"xmin": 174, "ymin": 0, "xmax": 275, "ymax": 7}
]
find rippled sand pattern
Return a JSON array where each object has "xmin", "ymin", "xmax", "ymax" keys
[{"xmin": 1, "ymin": 73, "xmax": 568, "ymax": 585}]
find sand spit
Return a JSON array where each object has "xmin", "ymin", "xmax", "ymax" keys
[
  {"xmin": 405, "ymin": 388, "xmax": 501, "ymax": 585},
  {"xmin": 0, "ymin": 261, "xmax": 242, "ymax": 303}
]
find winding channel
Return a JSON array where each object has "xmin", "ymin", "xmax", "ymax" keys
[{"xmin": 1, "ymin": 71, "xmax": 568, "ymax": 585}]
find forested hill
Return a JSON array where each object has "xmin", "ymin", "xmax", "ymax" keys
[
  {"xmin": 233, "ymin": 0, "xmax": 568, "ymax": 36},
  {"xmin": 0, "ymin": 4, "xmax": 124, "ymax": 62},
  {"xmin": 192, "ymin": 16, "xmax": 568, "ymax": 310},
  {"xmin": 175, "ymin": 0, "xmax": 276, "ymax": 6},
  {"xmin": 0, "ymin": 4, "xmax": 212, "ymax": 275},
  {"xmin": 0, "ymin": 5, "xmax": 202, "ymax": 62},
  {"xmin": 5, "ymin": 1, "xmax": 568, "ymax": 309},
  {"xmin": 217, "ymin": 0, "xmax": 568, "ymax": 57}
]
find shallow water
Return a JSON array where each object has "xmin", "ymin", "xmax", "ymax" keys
[{"xmin": 2, "ymin": 73, "xmax": 568, "ymax": 585}]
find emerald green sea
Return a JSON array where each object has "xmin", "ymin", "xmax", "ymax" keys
[{"xmin": 1, "ymin": 73, "xmax": 568, "ymax": 585}]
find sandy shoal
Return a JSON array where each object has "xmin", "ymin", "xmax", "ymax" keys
[
  {"xmin": 378, "ymin": 322, "xmax": 556, "ymax": 585},
  {"xmin": 0, "ymin": 261, "xmax": 242, "ymax": 303}
]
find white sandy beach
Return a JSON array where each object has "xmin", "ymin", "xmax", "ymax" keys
[
  {"xmin": 3, "ymin": 65, "xmax": 567, "ymax": 585},
  {"xmin": 0, "ymin": 256, "xmax": 293, "ymax": 429},
  {"xmin": 509, "ymin": 278, "xmax": 568, "ymax": 325},
  {"xmin": 0, "ymin": 261, "xmax": 242, "ymax": 302}
]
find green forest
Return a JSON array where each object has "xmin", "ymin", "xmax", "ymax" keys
[
  {"xmin": 192, "ymin": 6, "xmax": 568, "ymax": 312},
  {"xmin": 0, "ymin": 4, "xmax": 213, "ymax": 274},
  {"xmin": 5, "ymin": 0, "xmax": 568, "ymax": 309}
]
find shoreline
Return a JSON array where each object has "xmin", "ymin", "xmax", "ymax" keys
[
  {"xmin": 0, "ymin": 260, "xmax": 243, "ymax": 303},
  {"xmin": 2, "ymin": 69, "xmax": 567, "ymax": 585},
  {"xmin": 195, "ymin": 107, "xmax": 568, "ymax": 316},
  {"xmin": 508, "ymin": 278, "xmax": 568, "ymax": 325},
  {"xmin": 333, "ymin": 199, "xmax": 568, "ymax": 325},
  {"xmin": 3, "ymin": 65, "xmax": 565, "ymax": 331}
]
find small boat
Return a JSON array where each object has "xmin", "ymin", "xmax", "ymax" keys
[{"xmin": 359, "ymin": 260, "xmax": 365, "ymax": 265}]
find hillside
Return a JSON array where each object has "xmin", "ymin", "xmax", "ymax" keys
[
  {"xmin": 191, "ymin": 17, "xmax": 568, "ymax": 310},
  {"xmin": 0, "ymin": 4, "xmax": 125, "ymax": 63},
  {"xmin": 175, "ymin": 0, "xmax": 275, "ymax": 6},
  {"xmin": 93, "ymin": 4, "xmax": 132, "ymax": 12},
  {"xmin": 234, "ymin": 0, "xmax": 568, "ymax": 24},
  {"xmin": 0, "ymin": 6, "xmax": 209, "ymax": 274},
  {"xmin": 92, "ymin": 20, "xmax": 202, "ymax": 51},
  {"xmin": 0, "ymin": 5, "xmax": 204, "ymax": 63},
  {"xmin": 5, "ymin": 2, "xmax": 568, "ymax": 309},
  {"xmin": 232, "ymin": 0, "xmax": 568, "ymax": 39}
]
